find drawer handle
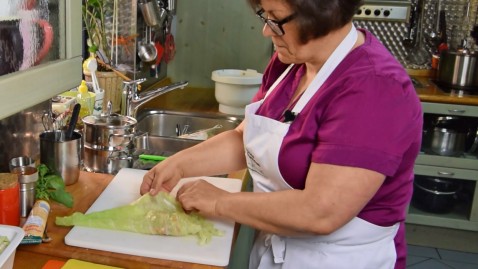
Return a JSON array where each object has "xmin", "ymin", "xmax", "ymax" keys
[
  {"xmin": 437, "ymin": 171, "xmax": 455, "ymax": 176},
  {"xmin": 447, "ymin": 109, "xmax": 466, "ymax": 114}
]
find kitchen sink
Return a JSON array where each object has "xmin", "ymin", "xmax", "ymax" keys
[
  {"xmin": 135, "ymin": 109, "xmax": 243, "ymax": 137},
  {"xmin": 132, "ymin": 110, "xmax": 243, "ymax": 170}
]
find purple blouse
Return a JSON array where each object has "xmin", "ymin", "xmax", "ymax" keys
[{"xmin": 252, "ymin": 29, "xmax": 422, "ymax": 268}]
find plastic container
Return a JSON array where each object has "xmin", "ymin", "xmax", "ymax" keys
[
  {"xmin": 212, "ymin": 69, "xmax": 262, "ymax": 115},
  {"xmin": 0, "ymin": 225, "xmax": 24, "ymax": 269},
  {"xmin": 77, "ymin": 80, "xmax": 94, "ymax": 118}
]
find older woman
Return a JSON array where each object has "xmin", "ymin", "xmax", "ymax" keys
[{"xmin": 141, "ymin": 0, "xmax": 422, "ymax": 268}]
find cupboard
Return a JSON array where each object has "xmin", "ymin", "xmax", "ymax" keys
[{"xmin": 407, "ymin": 102, "xmax": 478, "ymax": 231}]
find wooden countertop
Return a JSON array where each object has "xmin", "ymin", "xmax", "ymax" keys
[
  {"xmin": 141, "ymin": 76, "xmax": 478, "ymax": 108},
  {"xmin": 412, "ymin": 76, "xmax": 478, "ymax": 106},
  {"xmin": 14, "ymin": 170, "xmax": 247, "ymax": 269}
]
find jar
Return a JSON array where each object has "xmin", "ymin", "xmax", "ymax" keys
[{"xmin": 0, "ymin": 173, "xmax": 20, "ymax": 226}]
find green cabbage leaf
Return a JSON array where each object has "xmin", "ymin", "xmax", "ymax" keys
[{"xmin": 55, "ymin": 192, "xmax": 222, "ymax": 244}]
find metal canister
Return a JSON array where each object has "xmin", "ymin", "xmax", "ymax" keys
[{"xmin": 11, "ymin": 166, "xmax": 38, "ymax": 217}]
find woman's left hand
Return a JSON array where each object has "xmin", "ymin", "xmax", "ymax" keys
[{"xmin": 176, "ymin": 179, "xmax": 229, "ymax": 217}]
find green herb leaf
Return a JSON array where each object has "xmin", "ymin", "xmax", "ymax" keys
[
  {"xmin": 49, "ymin": 189, "xmax": 74, "ymax": 208},
  {"xmin": 35, "ymin": 164, "xmax": 74, "ymax": 208}
]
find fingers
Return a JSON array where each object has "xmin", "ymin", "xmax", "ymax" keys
[
  {"xmin": 140, "ymin": 169, "xmax": 161, "ymax": 195},
  {"xmin": 176, "ymin": 180, "xmax": 222, "ymax": 217}
]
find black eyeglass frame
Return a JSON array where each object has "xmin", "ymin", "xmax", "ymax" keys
[{"xmin": 256, "ymin": 8, "xmax": 296, "ymax": 36}]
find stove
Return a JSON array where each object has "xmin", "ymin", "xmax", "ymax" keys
[{"xmin": 430, "ymin": 80, "xmax": 478, "ymax": 97}]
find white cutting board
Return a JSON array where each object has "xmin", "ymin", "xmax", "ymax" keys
[{"xmin": 65, "ymin": 168, "xmax": 242, "ymax": 266}]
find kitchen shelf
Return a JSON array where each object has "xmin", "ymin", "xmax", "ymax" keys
[
  {"xmin": 406, "ymin": 101, "xmax": 478, "ymax": 231},
  {"xmin": 416, "ymin": 153, "xmax": 478, "ymax": 170},
  {"xmin": 414, "ymin": 164, "xmax": 478, "ymax": 182},
  {"xmin": 407, "ymin": 205, "xmax": 478, "ymax": 231}
]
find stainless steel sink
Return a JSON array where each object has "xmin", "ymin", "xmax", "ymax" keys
[
  {"xmin": 132, "ymin": 110, "xmax": 243, "ymax": 169},
  {"xmin": 135, "ymin": 109, "xmax": 243, "ymax": 137}
]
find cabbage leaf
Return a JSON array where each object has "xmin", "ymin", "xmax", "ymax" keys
[{"xmin": 55, "ymin": 192, "xmax": 222, "ymax": 244}]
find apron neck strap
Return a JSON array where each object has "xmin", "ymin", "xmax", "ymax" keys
[
  {"xmin": 292, "ymin": 24, "xmax": 358, "ymax": 113},
  {"xmin": 261, "ymin": 24, "xmax": 358, "ymax": 114}
]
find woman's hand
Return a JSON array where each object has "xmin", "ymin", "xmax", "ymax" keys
[
  {"xmin": 176, "ymin": 179, "xmax": 229, "ymax": 218},
  {"xmin": 140, "ymin": 159, "xmax": 184, "ymax": 195}
]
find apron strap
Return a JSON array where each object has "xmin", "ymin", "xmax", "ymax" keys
[
  {"xmin": 292, "ymin": 24, "xmax": 358, "ymax": 114},
  {"xmin": 265, "ymin": 234, "xmax": 286, "ymax": 264}
]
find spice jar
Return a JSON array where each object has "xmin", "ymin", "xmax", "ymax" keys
[
  {"xmin": 11, "ymin": 166, "xmax": 38, "ymax": 217},
  {"xmin": 0, "ymin": 173, "xmax": 20, "ymax": 226}
]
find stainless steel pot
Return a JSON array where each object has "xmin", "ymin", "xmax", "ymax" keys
[
  {"xmin": 82, "ymin": 114, "xmax": 137, "ymax": 174},
  {"xmin": 437, "ymin": 50, "xmax": 478, "ymax": 88},
  {"xmin": 83, "ymin": 114, "xmax": 137, "ymax": 151},
  {"xmin": 84, "ymin": 146, "xmax": 134, "ymax": 175},
  {"xmin": 429, "ymin": 127, "xmax": 467, "ymax": 156},
  {"xmin": 422, "ymin": 116, "xmax": 473, "ymax": 156}
]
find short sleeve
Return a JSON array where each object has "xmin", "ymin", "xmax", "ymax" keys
[{"xmin": 311, "ymin": 75, "xmax": 422, "ymax": 176}]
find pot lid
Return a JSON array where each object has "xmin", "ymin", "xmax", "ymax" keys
[{"xmin": 82, "ymin": 114, "xmax": 137, "ymax": 128}]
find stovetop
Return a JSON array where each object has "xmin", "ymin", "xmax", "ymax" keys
[{"xmin": 431, "ymin": 80, "xmax": 478, "ymax": 97}]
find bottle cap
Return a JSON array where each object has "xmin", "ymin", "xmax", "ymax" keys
[{"xmin": 78, "ymin": 80, "xmax": 88, "ymax": 94}]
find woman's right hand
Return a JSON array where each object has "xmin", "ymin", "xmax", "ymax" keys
[{"xmin": 140, "ymin": 158, "xmax": 184, "ymax": 195}]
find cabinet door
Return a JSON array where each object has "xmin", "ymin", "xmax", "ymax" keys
[{"xmin": 0, "ymin": 0, "xmax": 82, "ymax": 120}]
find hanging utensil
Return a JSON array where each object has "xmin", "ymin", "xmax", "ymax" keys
[
  {"xmin": 404, "ymin": 0, "xmax": 429, "ymax": 66},
  {"xmin": 42, "ymin": 112, "xmax": 53, "ymax": 131},
  {"xmin": 402, "ymin": 0, "xmax": 422, "ymax": 49},
  {"xmin": 137, "ymin": 26, "xmax": 158, "ymax": 64},
  {"xmin": 164, "ymin": 14, "xmax": 175, "ymax": 63},
  {"xmin": 437, "ymin": 10, "xmax": 448, "ymax": 53},
  {"xmin": 139, "ymin": 0, "xmax": 162, "ymax": 27}
]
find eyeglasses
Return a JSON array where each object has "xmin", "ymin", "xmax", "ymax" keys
[{"xmin": 256, "ymin": 8, "xmax": 296, "ymax": 36}]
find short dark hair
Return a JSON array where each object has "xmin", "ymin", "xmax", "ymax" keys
[{"xmin": 247, "ymin": 0, "xmax": 364, "ymax": 44}]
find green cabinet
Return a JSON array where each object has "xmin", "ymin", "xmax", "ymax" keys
[{"xmin": 406, "ymin": 102, "xmax": 478, "ymax": 231}]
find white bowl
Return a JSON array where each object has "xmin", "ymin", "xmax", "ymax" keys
[
  {"xmin": 0, "ymin": 225, "xmax": 24, "ymax": 269},
  {"xmin": 212, "ymin": 69, "xmax": 262, "ymax": 115}
]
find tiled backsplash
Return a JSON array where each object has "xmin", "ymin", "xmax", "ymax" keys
[{"xmin": 0, "ymin": 100, "xmax": 50, "ymax": 172}]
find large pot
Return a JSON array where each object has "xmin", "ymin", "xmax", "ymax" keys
[
  {"xmin": 82, "ymin": 114, "xmax": 137, "ymax": 174},
  {"xmin": 422, "ymin": 116, "xmax": 470, "ymax": 156},
  {"xmin": 437, "ymin": 50, "xmax": 478, "ymax": 89},
  {"xmin": 412, "ymin": 176, "xmax": 461, "ymax": 214}
]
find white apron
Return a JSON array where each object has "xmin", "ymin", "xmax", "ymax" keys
[{"xmin": 243, "ymin": 25, "xmax": 399, "ymax": 269}]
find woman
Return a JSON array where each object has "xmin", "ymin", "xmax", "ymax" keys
[{"xmin": 140, "ymin": 0, "xmax": 422, "ymax": 268}]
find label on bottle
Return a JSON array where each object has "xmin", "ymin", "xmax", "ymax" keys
[
  {"xmin": 21, "ymin": 200, "xmax": 50, "ymax": 245},
  {"xmin": 93, "ymin": 90, "xmax": 104, "ymax": 116}
]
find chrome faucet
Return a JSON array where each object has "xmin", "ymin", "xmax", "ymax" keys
[{"xmin": 121, "ymin": 79, "xmax": 189, "ymax": 118}]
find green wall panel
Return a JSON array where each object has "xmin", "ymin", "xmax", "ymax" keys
[{"xmin": 168, "ymin": 0, "xmax": 272, "ymax": 88}]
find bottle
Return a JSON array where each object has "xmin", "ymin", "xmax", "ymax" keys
[{"xmin": 77, "ymin": 80, "xmax": 93, "ymax": 118}]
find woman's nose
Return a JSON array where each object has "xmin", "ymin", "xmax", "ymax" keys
[{"xmin": 262, "ymin": 23, "xmax": 275, "ymax": 37}]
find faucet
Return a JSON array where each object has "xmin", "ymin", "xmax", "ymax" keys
[{"xmin": 121, "ymin": 79, "xmax": 189, "ymax": 118}]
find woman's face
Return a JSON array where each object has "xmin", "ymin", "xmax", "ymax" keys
[{"xmin": 260, "ymin": 0, "xmax": 303, "ymax": 64}]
